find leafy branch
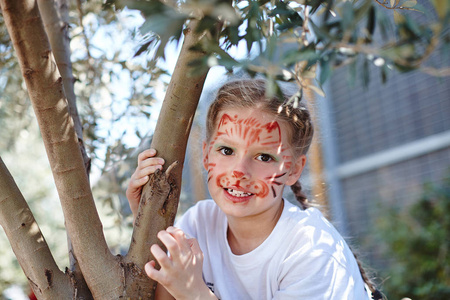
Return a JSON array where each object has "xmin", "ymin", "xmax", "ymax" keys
[{"xmin": 374, "ymin": 0, "xmax": 419, "ymax": 12}]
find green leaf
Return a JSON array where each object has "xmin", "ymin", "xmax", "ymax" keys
[
  {"xmin": 348, "ymin": 59, "xmax": 357, "ymax": 87},
  {"xmin": 341, "ymin": 1, "xmax": 355, "ymax": 32},
  {"xmin": 354, "ymin": 0, "xmax": 374, "ymax": 24},
  {"xmin": 309, "ymin": 20, "xmax": 334, "ymax": 42},
  {"xmin": 137, "ymin": 10, "xmax": 186, "ymax": 59},
  {"xmin": 319, "ymin": 57, "xmax": 332, "ymax": 85},
  {"xmin": 380, "ymin": 64, "xmax": 388, "ymax": 84},
  {"xmin": 221, "ymin": 24, "xmax": 242, "ymax": 48},
  {"xmin": 119, "ymin": 0, "xmax": 166, "ymax": 17},
  {"xmin": 281, "ymin": 49, "xmax": 321, "ymax": 67},
  {"xmin": 308, "ymin": 83, "xmax": 325, "ymax": 98},
  {"xmin": 187, "ymin": 57, "xmax": 210, "ymax": 77},
  {"xmin": 362, "ymin": 58, "xmax": 370, "ymax": 88},
  {"xmin": 308, "ymin": 0, "xmax": 330, "ymax": 14},
  {"xmin": 402, "ymin": 0, "xmax": 417, "ymax": 8},
  {"xmin": 393, "ymin": 10, "xmax": 405, "ymax": 24},
  {"xmin": 269, "ymin": 0, "xmax": 304, "ymax": 31},
  {"xmin": 431, "ymin": 0, "xmax": 449, "ymax": 20},
  {"xmin": 133, "ymin": 39, "xmax": 155, "ymax": 57},
  {"xmin": 264, "ymin": 35, "xmax": 278, "ymax": 61},
  {"xmin": 265, "ymin": 78, "xmax": 283, "ymax": 99},
  {"xmin": 139, "ymin": 13, "xmax": 186, "ymax": 38},
  {"xmin": 365, "ymin": 5, "xmax": 376, "ymax": 42}
]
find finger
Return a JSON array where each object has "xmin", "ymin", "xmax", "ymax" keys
[
  {"xmin": 145, "ymin": 261, "xmax": 172, "ymax": 291},
  {"xmin": 128, "ymin": 175, "xmax": 149, "ymax": 189},
  {"xmin": 157, "ymin": 230, "xmax": 182, "ymax": 260},
  {"xmin": 150, "ymin": 244, "xmax": 172, "ymax": 269},
  {"xmin": 188, "ymin": 238, "xmax": 201, "ymax": 254},
  {"xmin": 145, "ymin": 260, "xmax": 163, "ymax": 283},
  {"xmin": 188, "ymin": 238, "xmax": 204, "ymax": 263},
  {"xmin": 138, "ymin": 149, "xmax": 157, "ymax": 162},
  {"xmin": 139, "ymin": 157, "xmax": 165, "ymax": 169},
  {"xmin": 166, "ymin": 227, "xmax": 191, "ymax": 253},
  {"xmin": 136, "ymin": 165, "xmax": 163, "ymax": 179}
]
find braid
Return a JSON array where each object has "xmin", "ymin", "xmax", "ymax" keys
[
  {"xmin": 290, "ymin": 180, "xmax": 310, "ymax": 210},
  {"xmin": 352, "ymin": 251, "xmax": 385, "ymax": 300},
  {"xmin": 291, "ymin": 178, "xmax": 384, "ymax": 299}
]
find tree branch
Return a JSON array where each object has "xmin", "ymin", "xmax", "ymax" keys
[
  {"xmin": 125, "ymin": 18, "xmax": 210, "ymax": 297},
  {"xmin": 0, "ymin": 157, "xmax": 74, "ymax": 300},
  {"xmin": 38, "ymin": 0, "xmax": 87, "ymax": 156},
  {"xmin": 37, "ymin": 1, "xmax": 92, "ymax": 298},
  {"xmin": 1, "ymin": 0, "xmax": 122, "ymax": 298}
]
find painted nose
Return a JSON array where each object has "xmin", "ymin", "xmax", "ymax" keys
[{"xmin": 232, "ymin": 170, "xmax": 246, "ymax": 179}]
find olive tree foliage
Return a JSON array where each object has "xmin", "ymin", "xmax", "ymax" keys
[
  {"xmin": 111, "ymin": 0, "xmax": 449, "ymax": 100},
  {"xmin": 0, "ymin": 1, "xmax": 164, "ymax": 160},
  {"xmin": 0, "ymin": 0, "xmax": 448, "ymax": 299}
]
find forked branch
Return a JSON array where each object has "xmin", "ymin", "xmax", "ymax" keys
[
  {"xmin": 0, "ymin": 157, "xmax": 74, "ymax": 300},
  {"xmin": 1, "ymin": 0, "xmax": 122, "ymax": 298}
]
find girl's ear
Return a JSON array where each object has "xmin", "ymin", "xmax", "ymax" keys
[
  {"xmin": 286, "ymin": 155, "xmax": 306, "ymax": 186},
  {"xmin": 202, "ymin": 141, "xmax": 209, "ymax": 171}
]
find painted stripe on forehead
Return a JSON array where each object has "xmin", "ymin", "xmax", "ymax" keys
[{"xmin": 216, "ymin": 114, "xmax": 282, "ymax": 147}]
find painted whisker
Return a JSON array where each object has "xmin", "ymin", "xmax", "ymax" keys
[{"xmin": 265, "ymin": 172, "xmax": 287, "ymax": 180}]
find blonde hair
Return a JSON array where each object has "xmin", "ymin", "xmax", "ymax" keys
[
  {"xmin": 206, "ymin": 79, "xmax": 313, "ymax": 209},
  {"xmin": 206, "ymin": 79, "xmax": 313, "ymax": 155}
]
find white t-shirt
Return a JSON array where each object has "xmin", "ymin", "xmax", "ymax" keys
[{"xmin": 176, "ymin": 199, "xmax": 370, "ymax": 300}]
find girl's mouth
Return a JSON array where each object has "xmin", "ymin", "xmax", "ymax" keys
[{"xmin": 224, "ymin": 188, "xmax": 254, "ymax": 198}]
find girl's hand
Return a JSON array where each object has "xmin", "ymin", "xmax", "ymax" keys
[
  {"xmin": 145, "ymin": 227, "xmax": 217, "ymax": 300},
  {"xmin": 126, "ymin": 149, "xmax": 165, "ymax": 217}
]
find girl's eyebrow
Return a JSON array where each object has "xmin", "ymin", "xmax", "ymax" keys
[
  {"xmin": 214, "ymin": 135, "xmax": 285, "ymax": 155},
  {"xmin": 213, "ymin": 135, "xmax": 237, "ymax": 145}
]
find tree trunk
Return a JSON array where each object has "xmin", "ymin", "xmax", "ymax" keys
[
  {"xmin": 37, "ymin": 0, "xmax": 88, "ymax": 168},
  {"xmin": 125, "ymin": 19, "xmax": 209, "ymax": 297},
  {"xmin": 0, "ymin": 0, "xmax": 123, "ymax": 298},
  {"xmin": 0, "ymin": 157, "xmax": 74, "ymax": 299},
  {"xmin": 1, "ymin": 0, "xmax": 212, "ymax": 298},
  {"xmin": 37, "ymin": 1, "xmax": 92, "ymax": 298}
]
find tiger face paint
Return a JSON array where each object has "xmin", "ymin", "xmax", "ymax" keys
[{"xmin": 203, "ymin": 108, "xmax": 305, "ymax": 220}]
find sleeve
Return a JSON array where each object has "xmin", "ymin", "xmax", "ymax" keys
[{"xmin": 272, "ymin": 249, "xmax": 370, "ymax": 300}]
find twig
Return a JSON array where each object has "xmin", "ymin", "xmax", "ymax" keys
[{"xmin": 165, "ymin": 160, "xmax": 179, "ymax": 177}]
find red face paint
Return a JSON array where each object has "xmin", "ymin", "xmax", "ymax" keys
[
  {"xmin": 215, "ymin": 114, "xmax": 282, "ymax": 148},
  {"xmin": 206, "ymin": 112, "xmax": 294, "ymax": 201}
]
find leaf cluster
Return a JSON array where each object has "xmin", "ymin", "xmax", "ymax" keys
[
  {"xmin": 69, "ymin": 2, "xmax": 162, "ymax": 162},
  {"xmin": 373, "ymin": 175, "xmax": 450, "ymax": 299},
  {"xmin": 108, "ymin": 0, "xmax": 449, "ymax": 98}
]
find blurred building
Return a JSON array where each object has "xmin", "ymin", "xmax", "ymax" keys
[
  {"xmin": 314, "ymin": 1, "xmax": 450, "ymax": 268},
  {"xmin": 317, "ymin": 64, "xmax": 450, "ymax": 260}
]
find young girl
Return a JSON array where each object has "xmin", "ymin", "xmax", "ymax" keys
[{"xmin": 127, "ymin": 79, "xmax": 381, "ymax": 299}]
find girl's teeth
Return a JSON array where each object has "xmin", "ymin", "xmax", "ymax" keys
[{"xmin": 227, "ymin": 189, "xmax": 252, "ymax": 197}]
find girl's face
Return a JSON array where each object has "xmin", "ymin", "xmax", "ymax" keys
[{"xmin": 203, "ymin": 107, "xmax": 306, "ymax": 220}]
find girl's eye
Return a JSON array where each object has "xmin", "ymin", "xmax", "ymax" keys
[
  {"xmin": 256, "ymin": 154, "xmax": 274, "ymax": 162},
  {"xmin": 219, "ymin": 147, "xmax": 234, "ymax": 156}
]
